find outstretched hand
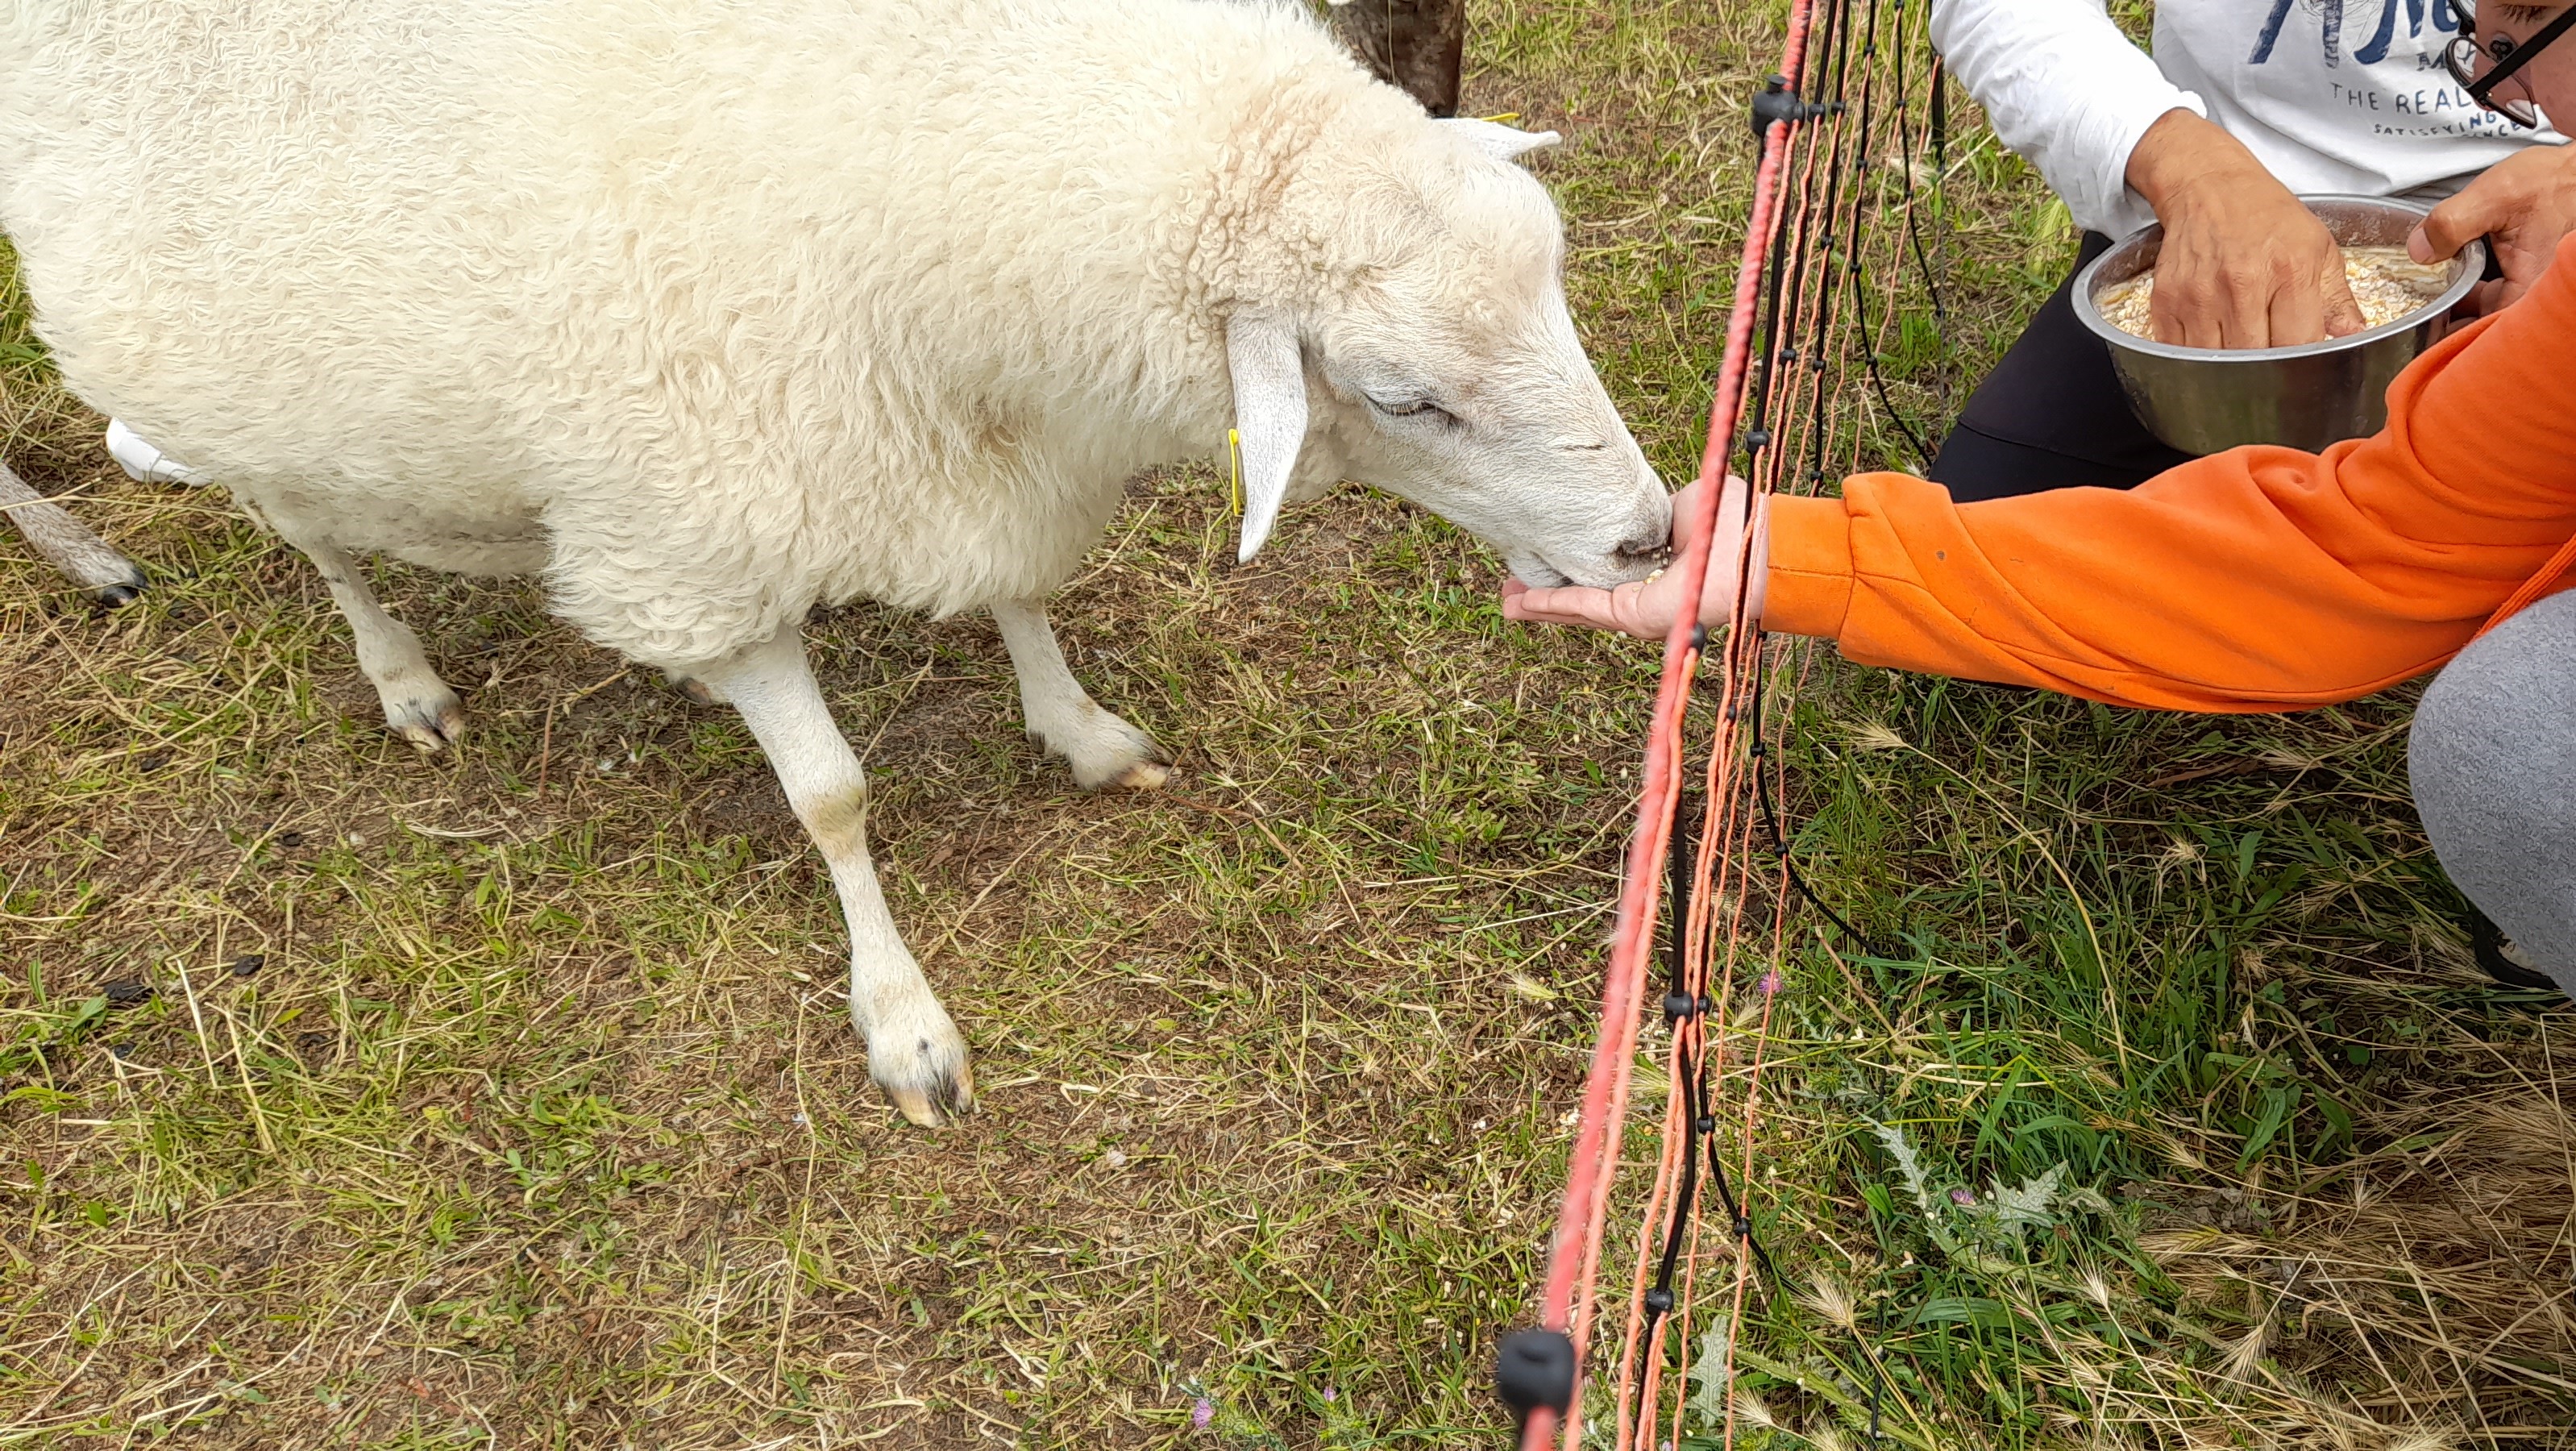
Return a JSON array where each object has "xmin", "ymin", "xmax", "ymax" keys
[
  {"xmin": 1502, "ymin": 476, "xmax": 1761, "ymax": 639},
  {"xmin": 2410, "ymin": 144, "xmax": 2576, "ymax": 315}
]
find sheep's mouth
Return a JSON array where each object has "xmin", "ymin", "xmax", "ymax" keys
[
  {"xmin": 1616, "ymin": 538, "xmax": 1675, "ymax": 572},
  {"xmin": 1516, "ymin": 546, "xmax": 1670, "ymax": 591}
]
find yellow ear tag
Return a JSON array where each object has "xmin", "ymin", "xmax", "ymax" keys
[{"xmin": 1228, "ymin": 427, "xmax": 1244, "ymax": 519}]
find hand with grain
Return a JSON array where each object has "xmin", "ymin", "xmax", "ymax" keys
[{"xmin": 1503, "ymin": 476, "xmax": 1766, "ymax": 640}]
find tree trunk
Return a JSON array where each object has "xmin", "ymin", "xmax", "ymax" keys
[{"xmin": 1330, "ymin": 0, "xmax": 1466, "ymax": 118}]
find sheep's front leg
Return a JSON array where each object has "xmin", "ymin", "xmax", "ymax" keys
[
  {"xmin": 695, "ymin": 623, "xmax": 973, "ymax": 1126},
  {"xmin": 289, "ymin": 536, "xmax": 465, "ymax": 751},
  {"xmin": 991, "ymin": 598, "xmax": 1169, "ymax": 791}
]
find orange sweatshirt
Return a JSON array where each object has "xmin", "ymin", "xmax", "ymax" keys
[{"xmin": 1763, "ymin": 236, "xmax": 2576, "ymax": 713}]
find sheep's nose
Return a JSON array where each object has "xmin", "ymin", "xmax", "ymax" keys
[{"xmin": 1613, "ymin": 532, "xmax": 1672, "ymax": 567}]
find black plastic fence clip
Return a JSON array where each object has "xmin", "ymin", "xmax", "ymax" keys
[
  {"xmin": 1496, "ymin": 1328, "xmax": 1576, "ymax": 1430},
  {"xmin": 1663, "ymin": 991, "xmax": 1699, "ymax": 1022},
  {"xmin": 1751, "ymin": 75, "xmax": 1830, "ymax": 139},
  {"xmin": 1740, "ymin": 427, "xmax": 1772, "ymax": 455}
]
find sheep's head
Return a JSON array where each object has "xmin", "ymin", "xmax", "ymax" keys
[{"xmin": 1224, "ymin": 110, "xmax": 1670, "ymax": 588}]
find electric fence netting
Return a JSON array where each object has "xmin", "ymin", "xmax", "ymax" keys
[{"xmin": 1501, "ymin": 0, "xmax": 1957, "ymax": 1445}]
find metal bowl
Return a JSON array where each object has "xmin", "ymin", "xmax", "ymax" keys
[{"xmin": 2072, "ymin": 194, "xmax": 2485, "ymax": 455}]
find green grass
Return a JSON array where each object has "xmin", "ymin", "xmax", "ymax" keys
[{"xmin": 5, "ymin": 2, "xmax": 2573, "ymax": 1447}]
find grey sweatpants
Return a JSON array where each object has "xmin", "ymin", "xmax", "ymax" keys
[{"xmin": 2410, "ymin": 588, "xmax": 2576, "ymax": 996}]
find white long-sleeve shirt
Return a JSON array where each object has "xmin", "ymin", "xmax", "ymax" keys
[{"xmin": 1931, "ymin": 0, "xmax": 2551, "ymax": 239}]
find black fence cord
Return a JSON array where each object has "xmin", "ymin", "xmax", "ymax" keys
[
  {"xmin": 1843, "ymin": 262, "xmax": 1938, "ymax": 475},
  {"xmin": 1745, "ymin": 640, "xmax": 1905, "ymax": 962},
  {"xmin": 1830, "ymin": 0, "xmax": 1940, "ymax": 475},
  {"xmin": 1619, "ymin": 0, "xmax": 1954, "ymax": 1429},
  {"xmin": 1633, "ymin": 778, "xmax": 1791, "ymax": 1427},
  {"xmin": 1798, "ymin": 0, "xmax": 1864, "ymax": 492},
  {"xmin": 1888, "ymin": 0, "xmax": 1949, "ymax": 331}
]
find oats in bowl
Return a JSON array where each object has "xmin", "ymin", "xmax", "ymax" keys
[{"xmin": 2096, "ymin": 245, "xmax": 2455, "ymax": 341}]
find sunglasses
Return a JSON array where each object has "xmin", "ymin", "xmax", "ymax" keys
[{"xmin": 2445, "ymin": 0, "xmax": 2576, "ymax": 127}]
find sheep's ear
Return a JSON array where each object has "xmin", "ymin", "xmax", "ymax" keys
[
  {"xmin": 1225, "ymin": 310, "xmax": 1307, "ymax": 563},
  {"xmin": 1439, "ymin": 117, "xmax": 1562, "ymax": 164}
]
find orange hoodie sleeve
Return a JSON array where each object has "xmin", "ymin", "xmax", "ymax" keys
[{"xmin": 1761, "ymin": 235, "xmax": 2576, "ymax": 713}]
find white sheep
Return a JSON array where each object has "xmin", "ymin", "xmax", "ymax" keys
[{"xmin": 0, "ymin": 0, "xmax": 1672, "ymax": 1125}]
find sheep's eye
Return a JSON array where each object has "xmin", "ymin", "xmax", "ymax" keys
[{"xmin": 1369, "ymin": 396, "xmax": 1449, "ymax": 421}]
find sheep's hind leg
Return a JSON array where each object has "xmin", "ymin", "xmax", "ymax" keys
[
  {"xmin": 694, "ymin": 622, "xmax": 972, "ymax": 1127},
  {"xmin": 289, "ymin": 535, "xmax": 465, "ymax": 751},
  {"xmin": 991, "ymin": 598, "xmax": 1169, "ymax": 791},
  {"xmin": 1, "ymin": 460, "xmax": 146, "ymax": 605}
]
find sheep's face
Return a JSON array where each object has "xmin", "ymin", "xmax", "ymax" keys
[{"xmin": 1273, "ymin": 123, "xmax": 1672, "ymax": 589}]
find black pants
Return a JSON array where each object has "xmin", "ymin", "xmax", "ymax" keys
[{"xmin": 1928, "ymin": 232, "xmax": 2195, "ymax": 502}]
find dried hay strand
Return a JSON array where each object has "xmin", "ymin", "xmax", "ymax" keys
[{"xmin": 2143, "ymin": 1085, "xmax": 2576, "ymax": 1436}]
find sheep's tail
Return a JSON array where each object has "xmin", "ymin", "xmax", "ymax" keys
[{"xmin": 1, "ymin": 454, "xmax": 146, "ymax": 605}]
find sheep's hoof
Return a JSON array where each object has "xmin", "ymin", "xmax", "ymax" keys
[
  {"xmin": 882, "ymin": 1069, "xmax": 975, "ymax": 1129},
  {"xmin": 877, "ymin": 1050, "xmax": 975, "ymax": 1129},
  {"xmin": 1051, "ymin": 710, "xmax": 1171, "ymax": 792},
  {"xmin": 383, "ymin": 686, "xmax": 467, "ymax": 754},
  {"xmin": 1110, "ymin": 759, "xmax": 1171, "ymax": 792},
  {"xmin": 862, "ymin": 992, "xmax": 975, "ymax": 1128},
  {"xmin": 65, "ymin": 554, "xmax": 148, "ymax": 608},
  {"xmin": 666, "ymin": 671, "xmax": 725, "ymax": 706}
]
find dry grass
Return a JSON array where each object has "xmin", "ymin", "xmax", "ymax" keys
[
  {"xmin": 5, "ymin": 2, "xmax": 2575, "ymax": 1448},
  {"xmin": 2142, "ymin": 1085, "xmax": 2576, "ymax": 1443}
]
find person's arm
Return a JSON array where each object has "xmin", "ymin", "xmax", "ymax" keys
[
  {"xmin": 1934, "ymin": 0, "xmax": 2362, "ymax": 346},
  {"xmin": 1759, "ymin": 236, "xmax": 2576, "ymax": 713},
  {"xmin": 1930, "ymin": 0, "xmax": 2193, "ymax": 239}
]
